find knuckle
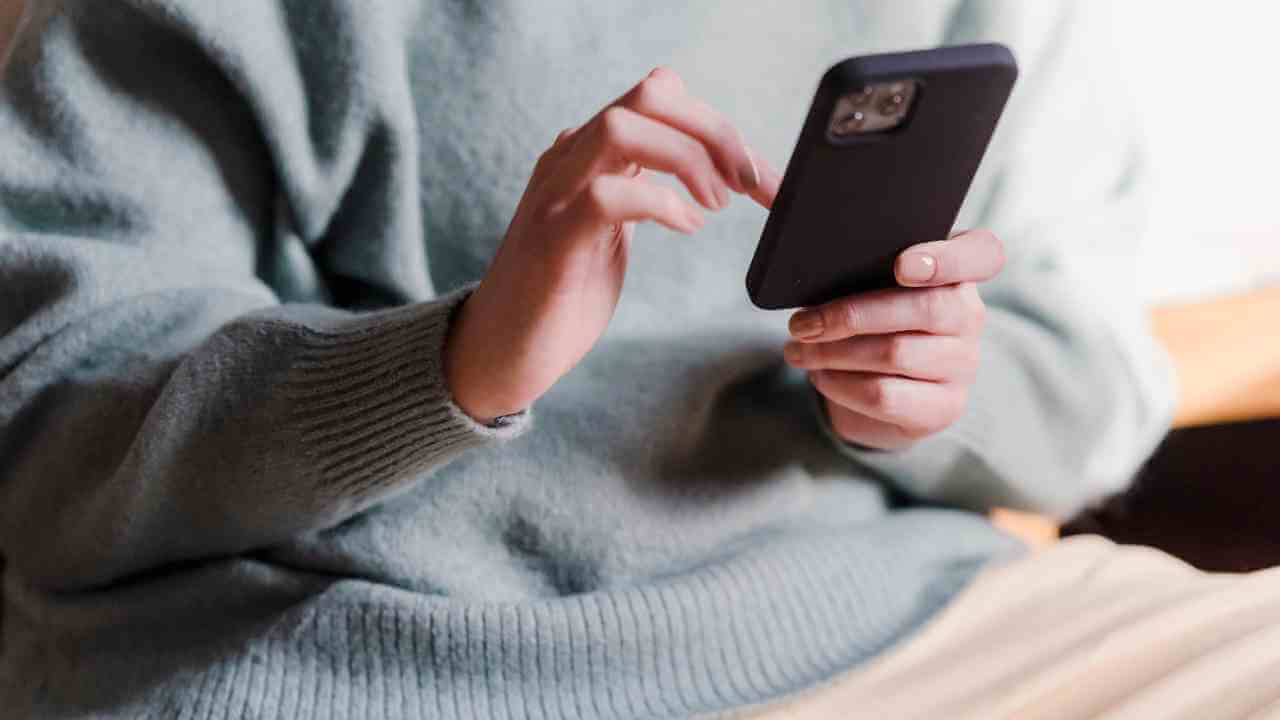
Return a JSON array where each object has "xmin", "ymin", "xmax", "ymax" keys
[
  {"xmin": 531, "ymin": 152, "xmax": 553, "ymax": 179},
  {"xmin": 673, "ymin": 140, "xmax": 705, "ymax": 178},
  {"xmin": 862, "ymin": 377, "xmax": 895, "ymax": 414},
  {"xmin": 882, "ymin": 335, "xmax": 909, "ymax": 370},
  {"xmin": 632, "ymin": 76, "xmax": 662, "ymax": 108},
  {"xmin": 690, "ymin": 138, "xmax": 717, "ymax": 172},
  {"xmin": 825, "ymin": 300, "xmax": 858, "ymax": 335},
  {"xmin": 583, "ymin": 177, "xmax": 611, "ymax": 214},
  {"xmin": 598, "ymin": 107, "xmax": 629, "ymax": 143},
  {"xmin": 921, "ymin": 285, "xmax": 981, "ymax": 334},
  {"xmin": 958, "ymin": 284, "xmax": 986, "ymax": 333},
  {"xmin": 711, "ymin": 115, "xmax": 740, "ymax": 151},
  {"xmin": 534, "ymin": 143, "xmax": 561, "ymax": 172},
  {"xmin": 916, "ymin": 288, "xmax": 946, "ymax": 329},
  {"xmin": 647, "ymin": 66, "xmax": 684, "ymax": 93},
  {"xmin": 706, "ymin": 118, "xmax": 745, "ymax": 168}
]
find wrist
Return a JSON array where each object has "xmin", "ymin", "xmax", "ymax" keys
[{"xmin": 444, "ymin": 291, "xmax": 535, "ymax": 424}]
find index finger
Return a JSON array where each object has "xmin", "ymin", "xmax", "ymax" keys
[
  {"xmin": 615, "ymin": 67, "xmax": 761, "ymax": 198},
  {"xmin": 895, "ymin": 229, "xmax": 1005, "ymax": 287}
]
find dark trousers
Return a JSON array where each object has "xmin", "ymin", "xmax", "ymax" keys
[{"xmin": 1064, "ymin": 419, "xmax": 1280, "ymax": 572}]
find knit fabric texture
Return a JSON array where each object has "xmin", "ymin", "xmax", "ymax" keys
[{"xmin": 0, "ymin": 1, "xmax": 1174, "ymax": 717}]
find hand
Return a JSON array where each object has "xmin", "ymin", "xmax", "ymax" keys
[
  {"xmin": 445, "ymin": 67, "xmax": 781, "ymax": 423},
  {"xmin": 783, "ymin": 230, "xmax": 1005, "ymax": 450}
]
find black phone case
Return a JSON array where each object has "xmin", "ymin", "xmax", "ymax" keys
[{"xmin": 746, "ymin": 43, "xmax": 1017, "ymax": 309}]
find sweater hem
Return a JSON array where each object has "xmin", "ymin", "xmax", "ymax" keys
[{"xmin": 16, "ymin": 512, "xmax": 1019, "ymax": 719}]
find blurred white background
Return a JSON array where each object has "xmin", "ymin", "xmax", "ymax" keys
[
  {"xmin": 1, "ymin": 3, "xmax": 1273, "ymax": 306},
  {"xmin": 1113, "ymin": 3, "xmax": 1280, "ymax": 304}
]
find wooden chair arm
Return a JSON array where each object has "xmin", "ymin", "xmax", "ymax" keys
[{"xmin": 1152, "ymin": 285, "xmax": 1280, "ymax": 428}]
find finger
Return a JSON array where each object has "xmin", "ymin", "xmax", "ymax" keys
[
  {"xmin": 548, "ymin": 106, "xmax": 720, "ymax": 207},
  {"xmin": 745, "ymin": 147, "xmax": 782, "ymax": 210},
  {"xmin": 564, "ymin": 173, "xmax": 704, "ymax": 235},
  {"xmin": 784, "ymin": 333, "xmax": 978, "ymax": 382},
  {"xmin": 895, "ymin": 229, "xmax": 1005, "ymax": 287},
  {"xmin": 823, "ymin": 401, "xmax": 918, "ymax": 451},
  {"xmin": 579, "ymin": 106, "xmax": 729, "ymax": 210},
  {"xmin": 789, "ymin": 283, "xmax": 985, "ymax": 342},
  {"xmin": 615, "ymin": 67, "xmax": 760, "ymax": 195},
  {"xmin": 810, "ymin": 370, "xmax": 967, "ymax": 439}
]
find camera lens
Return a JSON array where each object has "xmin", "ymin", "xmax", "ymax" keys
[
  {"xmin": 834, "ymin": 111, "xmax": 866, "ymax": 135},
  {"xmin": 878, "ymin": 92, "xmax": 906, "ymax": 116}
]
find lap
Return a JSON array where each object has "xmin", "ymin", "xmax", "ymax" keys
[{"xmin": 739, "ymin": 535, "xmax": 1280, "ymax": 719}]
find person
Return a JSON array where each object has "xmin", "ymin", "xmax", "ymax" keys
[{"xmin": 7, "ymin": 2, "xmax": 1278, "ymax": 719}]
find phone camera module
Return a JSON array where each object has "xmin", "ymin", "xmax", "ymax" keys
[{"xmin": 829, "ymin": 79, "xmax": 918, "ymax": 138}]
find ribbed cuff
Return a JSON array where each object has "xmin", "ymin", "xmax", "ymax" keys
[{"xmin": 280, "ymin": 284, "xmax": 531, "ymax": 496}]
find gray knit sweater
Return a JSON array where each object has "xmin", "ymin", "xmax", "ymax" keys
[{"xmin": 0, "ymin": 1, "xmax": 1173, "ymax": 718}]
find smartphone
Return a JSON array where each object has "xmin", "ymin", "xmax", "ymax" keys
[{"xmin": 746, "ymin": 43, "xmax": 1017, "ymax": 310}]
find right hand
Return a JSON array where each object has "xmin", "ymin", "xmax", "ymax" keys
[{"xmin": 444, "ymin": 67, "xmax": 780, "ymax": 423}]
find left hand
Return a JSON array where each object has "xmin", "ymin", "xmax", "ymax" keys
[{"xmin": 783, "ymin": 230, "xmax": 1005, "ymax": 450}]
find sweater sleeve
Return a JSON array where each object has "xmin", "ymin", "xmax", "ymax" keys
[
  {"xmin": 819, "ymin": 1, "xmax": 1177, "ymax": 519},
  {"xmin": 0, "ymin": 1, "xmax": 528, "ymax": 591}
]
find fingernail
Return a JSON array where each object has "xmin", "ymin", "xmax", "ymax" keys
[
  {"xmin": 899, "ymin": 253, "xmax": 937, "ymax": 284},
  {"xmin": 738, "ymin": 148, "xmax": 760, "ymax": 191},
  {"xmin": 790, "ymin": 310, "xmax": 823, "ymax": 339}
]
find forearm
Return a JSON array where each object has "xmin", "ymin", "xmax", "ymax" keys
[{"xmin": 0, "ymin": 245, "xmax": 526, "ymax": 590}]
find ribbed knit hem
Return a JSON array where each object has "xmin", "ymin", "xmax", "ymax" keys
[
  {"xmin": 38, "ymin": 512, "xmax": 1018, "ymax": 720},
  {"xmin": 280, "ymin": 284, "xmax": 530, "ymax": 495}
]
